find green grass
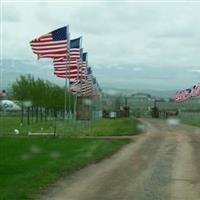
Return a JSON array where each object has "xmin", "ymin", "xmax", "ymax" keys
[
  {"xmin": 0, "ymin": 137, "xmax": 129, "ymax": 200},
  {"xmin": 0, "ymin": 116, "xmax": 52, "ymax": 135},
  {"xmin": 181, "ymin": 118, "xmax": 200, "ymax": 127},
  {"xmin": 80, "ymin": 118, "xmax": 140, "ymax": 136},
  {"xmin": 0, "ymin": 116, "xmax": 140, "ymax": 136},
  {"xmin": 0, "ymin": 116, "xmax": 68, "ymax": 135}
]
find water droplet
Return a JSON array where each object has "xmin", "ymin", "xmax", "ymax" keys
[
  {"xmin": 50, "ymin": 151, "xmax": 60, "ymax": 159},
  {"xmin": 30, "ymin": 145, "xmax": 41, "ymax": 154},
  {"xmin": 166, "ymin": 118, "xmax": 180, "ymax": 126}
]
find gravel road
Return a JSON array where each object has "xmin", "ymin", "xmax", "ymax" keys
[{"xmin": 40, "ymin": 119, "xmax": 200, "ymax": 200}]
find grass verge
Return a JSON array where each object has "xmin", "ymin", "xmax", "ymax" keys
[
  {"xmin": 80, "ymin": 117, "xmax": 140, "ymax": 136},
  {"xmin": 0, "ymin": 137, "xmax": 129, "ymax": 199},
  {"xmin": 181, "ymin": 118, "xmax": 200, "ymax": 127},
  {"xmin": 0, "ymin": 116, "xmax": 140, "ymax": 136}
]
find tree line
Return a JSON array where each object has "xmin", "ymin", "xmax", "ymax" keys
[{"xmin": 11, "ymin": 75, "xmax": 74, "ymax": 124}]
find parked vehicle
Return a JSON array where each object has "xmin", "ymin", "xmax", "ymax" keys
[{"xmin": 0, "ymin": 100, "xmax": 21, "ymax": 112}]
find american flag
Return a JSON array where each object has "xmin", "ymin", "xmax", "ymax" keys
[
  {"xmin": 70, "ymin": 79, "xmax": 93, "ymax": 96},
  {"xmin": 175, "ymin": 83, "xmax": 200, "ymax": 102},
  {"xmin": 183, "ymin": 89, "xmax": 192, "ymax": 101},
  {"xmin": 196, "ymin": 84, "xmax": 200, "ymax": 96},
  {"xmin": 69, "ymin": 79, "xmax": 82, "ymax": 93},
  {"xmin": 92, "ymin": 77, "xmax": 101, "ymax": 96},
  {"xmin": 82, "ymin": 52, "xmax": 88, "ymax": 71},
  {"xmin": 54, "ymin": 38, "xmax": 84, "ymax": 79},
  {"xmin": 191, "ymin": 84, "xmax": 200, "ymax": 97},
  {"xmin": 30, "ymin": 26, "xmax": 69, "ymax": 59},
  {"xmin": 69, "ymin": 67, "xmax": 94, "ymax": 96},
  {"xmin": 80, "ymin": 68, "xmax": 94, "ymax": 96},
  {"xmin": 175, "ymin": 90, "xmax": 183, "ymax": 102},
  {"xmin": 76, "ymin": 49, "xmax": 87, "ymax": 78},
  {"xmin": 175, "ymin": 88, "xmax": 194, "ymax": 102},
  {"xmin": 53, "ymin": 57, "xmax": 83, "ymax": 79}
]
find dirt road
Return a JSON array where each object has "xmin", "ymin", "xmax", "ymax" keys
[{"xmin": 40, "ymin": 119, "xmax": 200, "ymax": 200}]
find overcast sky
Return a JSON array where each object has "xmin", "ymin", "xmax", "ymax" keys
[{"xmin": 1, "ymin": 1, "xmax": 200, "ymax": 92}]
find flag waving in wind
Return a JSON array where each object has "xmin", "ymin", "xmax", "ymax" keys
[
  {"xmin": 174, "ymin": 83, "xmax": 200, "ymax": 102},
  {"xmin": 54, "ymin": 37, "xmax": 83, "ymax": 79},
  {"xmin": 191, "ymin": 84, "xmax": 200, "ymax": 97},
  {"xmin": 82, "ymin": 52, "xmax": 88, "ymax": 72},
  {"xmin": 30, "ymin": 26, "xmax": 69, "ymax": 59},
  {"xmin": 30, "ymin": 26, "xmax": 102, "ymax": 99}
]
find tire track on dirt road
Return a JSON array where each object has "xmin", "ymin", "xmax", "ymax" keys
[{"xmin": 40, "ymin": 119, "xmax": 200, "ymax": 200}]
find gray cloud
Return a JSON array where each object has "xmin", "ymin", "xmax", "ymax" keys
[
  {"xmin": 189, "ymin": 69, "xmax": 200, "ymax": 73},
  {"xmin": 1, "ymin": 2, "xmax": 200, "ymax": 91},
  {"xmin": 2, "ymin": 4, "xmax": 20, "ymax": 22}
]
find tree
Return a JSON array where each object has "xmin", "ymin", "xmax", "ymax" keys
[{"xmin": 10, "ymin": 75, "xmax": 74, "ymax": 123}]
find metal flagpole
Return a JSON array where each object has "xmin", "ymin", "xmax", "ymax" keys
[
  {"xmin": 74, "ymin": 59, "xmax": 80, "ymax": 122},
  {"xmin": 74, "ymin": 38, "xmax": 82, "ymax": 122},
  {"xmin": 64, "ymin": 25, "xmax": 70, "ymax": 120},
  {"xmin": 74, "ymin": 90, "xmax": 77, "ymax": 122},
  {"xmin": 76, "ymin": 43, "xmax": 83, "ymax": 122},
  {"xmin": 68, "ymin": 31, "xmax": 71, "ymax": 121},
  {"xmin": 64, "ymin": 75, "xmax": 68, "ymax": 119}
]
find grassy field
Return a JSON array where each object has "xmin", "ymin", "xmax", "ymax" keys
[
  {"xmin": 0, "ymin": 137, "xmax": 129, "ymax": 200},
  {"xmin": 0, "ymin": 116, "xmax": 61, "ymax": 135},
  {"xmin": 80, "ymin": 118, "xmax": 140, "ymax": 136},
  {"xmin": 0, "ymin": 116, "xmax": 140, "ymax": 136},
  {"xmin": 181, "ymin": 118, "xmax": 200, "ymax": 127},
  {"xmin": 0, "ymin": 116, "xmax": 139, "ymax": 199}
]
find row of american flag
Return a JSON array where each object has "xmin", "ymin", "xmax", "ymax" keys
[
  {"xmin": 175, "ymin": 83, "xmax": 200, "ymax": 102},
  {"xmin": 30, "ymin": 26, "xmax": 102, "ymax": 97}
]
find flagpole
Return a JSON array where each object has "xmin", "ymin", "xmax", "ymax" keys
[
  {"xmin": 64, "ymin": 26, "xmax": 68, "ymax": 120},
  {"xmin": 64, "ymin": 75, "xmax": 67, "ymax": 119},
  {"xmin": 74, "ymin": 91, "xmax": 77, "ymax": 121},
  {"xmin": 74, "ymin": 60, "xmax": 80, "ymax": 122},
  {"xmin": 68, "ymin": 75, "xmax": 71, "ymax": 120},
  {"xmin": 65, "ymin": 25, "xmax": 70, "ymax": 120},
  {"xmin": 75, "ymin": 38, "xmax": 82, "ymax": 122},
  {"xmin": 68, "ymin": 31, "xmax": 71, "ymax": 120},
  {"xmin": 74, "ymin": 58, "xmax": 80, "ymax": 122},
  {"xmin": 78, "ymin": 47, "xmax": 82, "ymax": 122}
]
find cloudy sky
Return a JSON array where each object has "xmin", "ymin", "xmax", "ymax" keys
[{"xmin": 1, "ymin": 1, "xmax": 200, "ymax": 93}]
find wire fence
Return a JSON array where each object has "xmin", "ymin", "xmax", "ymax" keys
[{"xmin": 128, "ymin": 96, "xmax": 200, "ymax": 119}]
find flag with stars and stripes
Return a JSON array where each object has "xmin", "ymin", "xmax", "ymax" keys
[
  {"xmin": 30, "ymin": 26, "xmax": 69, "ymax": 59},
  {"xmin": 191, "ymin": 84, "xmax": 200, "ymax": 97},
  {"xmin": 54, "ymin": 37, "xmax": 85, "ymax": 79}
]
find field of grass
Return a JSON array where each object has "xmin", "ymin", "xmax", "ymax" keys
[
  {"xmin": 0, "ymin": 116, "xmax": 140, "ymax": 136},
  {"xmin": 181, "ymin": 118, "xmax": 200, "ymax": 127},
  {"xmin": 0, "ymin": 116, "xmax": 76, "ymax": 135},
  {"xmin": 80, "ymin": 118, "xmax": 140, "ymax": 136},
  {"xmin": 0, "ymin": 115, "xmax": 138, "ymax": 199},
  {"xmin": 0, "ymin": 137, "xmax": 129, "ymax": 200}
]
